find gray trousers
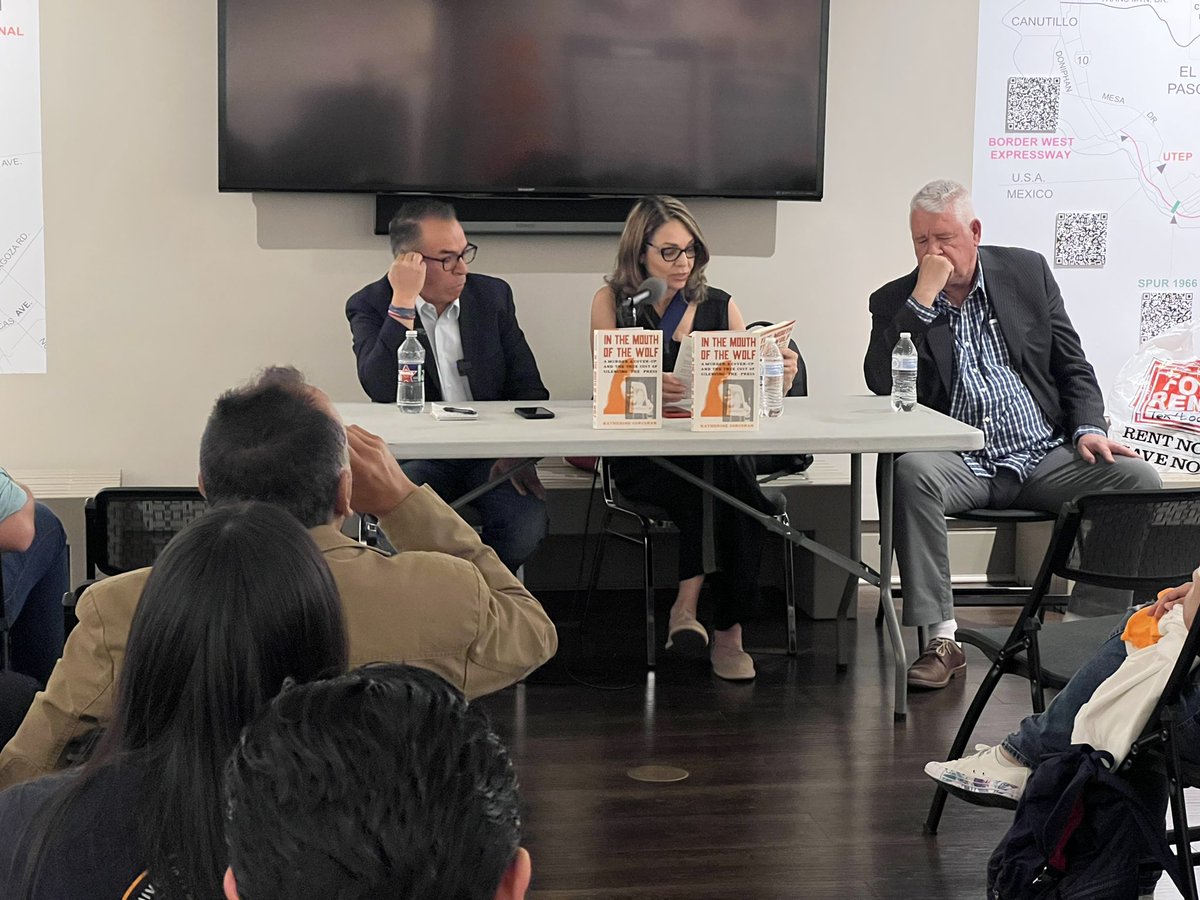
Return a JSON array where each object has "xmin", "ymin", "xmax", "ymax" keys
[{"xmin": 892, "ymin": 444, "xmax": 1162, "ymax": 627}]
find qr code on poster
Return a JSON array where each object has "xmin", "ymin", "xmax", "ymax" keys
[
  {"xmin": 1140, "ymin": 292, "xmax": 1193, "ymax": 344},
  {"xmin": 1054, "ymin": 213, "xmax": 1108, "ymax": 268},
  {"xmin": 1006, "ymin": 77, "xmax": 1061, "ymax": 132}
]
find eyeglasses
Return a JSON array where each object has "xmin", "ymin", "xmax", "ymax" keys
[
  {"xmin": 420, "ymin": 243, "xmax": 478, "ymax": 271},
  {"xmin": 645, "ymin": 242, "xmax": 699, "ymax": 262}
]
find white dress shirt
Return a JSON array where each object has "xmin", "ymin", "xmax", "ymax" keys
[{"xmin": 417, "ymin": 297, "xmax": 473, "ymax": 403}]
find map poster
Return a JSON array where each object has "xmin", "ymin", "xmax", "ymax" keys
[
  {"xmin": 0, "ymin": 0, "xmax": 46, "ymax": 374},
  {"xmin": 973, "ymin": 0, "xmax": 1200, "ymax": 405}
]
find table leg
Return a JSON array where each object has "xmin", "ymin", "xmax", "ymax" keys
[
  {"xmin": 701, "ymin": 457, "xmax": 716, "ymax": 572},
  {"xmin": 878, "ymin": 453, "xmax": 908, "ymax": 721},
  {"xmin": 835, "ymin": 454, "xmax": 862, "ymax": 672}
]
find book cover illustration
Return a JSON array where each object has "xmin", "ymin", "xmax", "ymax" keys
[
  {"xmin": 592, "ymin": 329, "xmax": 663, "ymax": 429},
  {"xmin": 690, "ymin": 331, "xmax": 760, "ymax": 431},
  {"xmin": 671, "ymin": 320, "xmax": 793, "ymax": 412}
]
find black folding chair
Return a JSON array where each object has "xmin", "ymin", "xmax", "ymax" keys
[
  {"xmin": 925, "ymin": 488, "xmax": 1200, "ymax": 835},
  {"xmin": 67, "ymin": 488, "xmax": 208, "ymax": 633},
  {"xmin": 1117, "ymin": 586, "xmax": 1200, "ymax": 899}
]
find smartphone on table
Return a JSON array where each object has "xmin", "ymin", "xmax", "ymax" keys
[{"xmin": 514, "ymin": 406, "xmax": 555, "ymax": 419}]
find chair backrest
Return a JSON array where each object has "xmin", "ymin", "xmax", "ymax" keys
[
  {"xmin": 85, "ymin": 487, "xmax": 207, "ymax": 579},
  {"xmin": 1004, "ymin": 488, "xmax": 1200, "ymax": 647},
  {"xmin": 598, "ymin": 459, "xmax": 674, "ymax": 525},
  {"xmin": 1043, "ymin": 489, "xmax": 1200, "ymax": 592}
]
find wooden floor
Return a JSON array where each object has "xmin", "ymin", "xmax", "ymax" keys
[{"xmin": 476, "ymin": 587, "xmax": 1053, "ymax": 899}]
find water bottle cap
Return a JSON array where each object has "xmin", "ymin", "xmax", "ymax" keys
[{"xmin": 900, "ymin": 332, "xmax": 910, "ymax": 339}]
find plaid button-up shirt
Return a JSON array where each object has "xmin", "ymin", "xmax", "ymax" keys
[{"xmin": 907, "ymin": 264, "xmax": 1102, "ymax": 480}]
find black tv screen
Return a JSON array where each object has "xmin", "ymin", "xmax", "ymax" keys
[{"xmin": 218, "ymin": 0, "xmax": 829, "ymax": 199}]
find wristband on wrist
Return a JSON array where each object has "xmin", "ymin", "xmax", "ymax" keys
[{"xmin": 388, "ymin": 304, "xmax": 417, "ymax": 320}]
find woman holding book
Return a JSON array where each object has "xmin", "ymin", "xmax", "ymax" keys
[{"xmin": 589, "ymin": 195, "xmax": 798, "ymax": 681}]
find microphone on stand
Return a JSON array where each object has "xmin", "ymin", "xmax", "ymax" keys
[{"xmin": 617, "ymin": 277, "xmax": 668, "ymax": 328}]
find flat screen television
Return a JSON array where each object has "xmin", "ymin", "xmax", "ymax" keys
[{"xmin": 218, "ymin": 0, "xmax": 829, "ymax": 204}]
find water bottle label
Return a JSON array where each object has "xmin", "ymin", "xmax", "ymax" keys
[
  {"xmin": 892, "ymin": 357, "xmax": 917, "ymax": 372},
  {"xmin": 764, "ymin": 362, "xmax": 785, "ymax": 376},
  {"xmin": 398, "ymin": 364, "xmax": 422, "ymax": 384}
]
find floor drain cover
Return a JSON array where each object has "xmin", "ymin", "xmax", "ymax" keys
[{"xmin": 626, "ymin": 765, "xmax": 689, "ymax": 783}]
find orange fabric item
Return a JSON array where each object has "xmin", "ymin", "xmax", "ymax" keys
[{"xmin": 1121, "ymin": 604, "xmax": 1163, "ymax": 650}]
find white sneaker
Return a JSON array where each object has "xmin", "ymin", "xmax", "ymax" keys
[{"xmin": 924, "ymin": 744, "xmax": 1031, "ymax": 807}]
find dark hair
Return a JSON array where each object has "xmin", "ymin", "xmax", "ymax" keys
[
  {"xmin": 199, "ymin": 366, "xmax": 346, "ymax": 528},
  {"xmin": 21, "ymin": 502, "xmax": 348, "ymax": 898},
  {"xmin": 225, "ymin": 664, "xmax": 522, "ymax": 900},
  {"xmin": 388, "ymin": 198, "xmax": 457, "ymax": 256}
]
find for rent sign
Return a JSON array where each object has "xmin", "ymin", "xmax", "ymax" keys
[
  {"xmin": 1111, "ymin": 328, "xmax": 1200, "ymax": 474},
  {"xmin": 1131, "ymin": 360, "xmax": 1200, "ymax": 435}
]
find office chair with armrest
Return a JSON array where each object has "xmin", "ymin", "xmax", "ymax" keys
[{"xmin": 925, "ymin": 488, "xmax": 1200, "ymax": 835}]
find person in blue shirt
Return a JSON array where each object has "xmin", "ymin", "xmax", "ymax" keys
[{"xmin": 0, "ymin": 468, "xmax": 67, "ymax": 685}]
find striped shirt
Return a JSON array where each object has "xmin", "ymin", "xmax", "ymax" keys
[{"xmin": 906, "ymin": 264, "xmax": 1101, "ymax": 480}]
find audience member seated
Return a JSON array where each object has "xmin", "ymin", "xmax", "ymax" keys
[
  {"xmin": 589, "ymin": 195, "xmax": 799, "ymax": 682},
  {"xmin": 0, "ymin": 501, "xmax": 348, "ymax": 899},
  {"xmin": 0, "ymin": 467, "xmax": 68, "ymax": 685},
  {"xmin": 926, "ymin": 577, "xmax": 1200, "ymax": 804},
  {"xmin": 0, "ymin": 366, "xmax": 557, "ymax": 789},
  {"xmin": 864, "ymin": 179, "xmax": 1160, "ymax": 691},
  {"xmin": 346, "ymin": 198, "xmax": 550, "ymax": 572},
  {"xmin": 223, "ymin": 663, "xmax": 529, "ymax": 900}
]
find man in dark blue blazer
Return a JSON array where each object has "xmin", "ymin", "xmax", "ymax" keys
[
  {"xmin": 346, "ymin": 199, "xmax": 549, "ymax": 571},
  {"xmin": 864, "ymin": 179, "xmax": 1159, "ymax": 690}
]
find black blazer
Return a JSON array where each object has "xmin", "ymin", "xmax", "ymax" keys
[
  {"xmin": 346, "ymin": 272, "xmax": 549, "ymax": 404},
  {"xmin": 863, "ymin": 245, "xmax": 1106, "ymax": 438}
]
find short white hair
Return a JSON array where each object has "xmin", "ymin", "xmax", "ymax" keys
[{"xmin": 910, "ymin": 179, "xmax": 976, "ymax": 226}]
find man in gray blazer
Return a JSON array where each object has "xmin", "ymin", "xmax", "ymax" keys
[{"xmin": 864, "ymin": 179, "xmax": 1160, "ymax": 690}]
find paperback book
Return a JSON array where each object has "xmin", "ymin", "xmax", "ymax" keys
[
  {"xmin": 690, "ymin": 331, "xmax": 760, "ymax": 431},
  {"xmin": 671, "ymin": 319, "xmax": 794, "ymax": 412},
  {"xmin": 592, "ymin": 329, "xmax": 663, "ymax": 429}
]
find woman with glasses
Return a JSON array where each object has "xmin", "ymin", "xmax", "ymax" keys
[
  {"xmin": 0, "ymin": 501, "xmax": 348, "ymax": 899},
  {"xmin": 589, "ymin": 195, "xmax": 798, "ymax": 681}
]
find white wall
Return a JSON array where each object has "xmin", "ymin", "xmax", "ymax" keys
[{"xmin": 0, "ymin": 0, "xmax": 981, "ymax": 486}]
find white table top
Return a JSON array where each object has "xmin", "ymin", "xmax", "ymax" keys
[{"xmin": 336, "ymin": 397, "xmax": 984, "ymax": 459}]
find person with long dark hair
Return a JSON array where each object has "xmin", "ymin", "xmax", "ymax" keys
[
  {"xmin": 0, "ymin": 501, "xmax": 348, "ymax": 899},
  {"xmin": 590, "ymin": 196, "xmax": 798, "ymax": 681}
]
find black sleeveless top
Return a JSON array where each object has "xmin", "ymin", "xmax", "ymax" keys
[{"xmin": 636, "ymin": 287, "xmax": 732, "ymax": 371}]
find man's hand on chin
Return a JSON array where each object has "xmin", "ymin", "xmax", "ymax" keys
[
  {"xmin": 912, "ymin": 254, "xmax": 954, "ymax": 307},
  {"xmin": 1075, "ymin": 432, "xmax": 1139, "ymax": 465},
  {"xmin": 347, "ymin": 424, "xmax": 418, "ymax": 516}
]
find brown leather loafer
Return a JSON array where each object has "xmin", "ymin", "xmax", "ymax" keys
[{"xmin": 907, "ymin": 637, "xmax": 966, "ymax": 689}]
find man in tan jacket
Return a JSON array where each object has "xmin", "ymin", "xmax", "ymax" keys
[{"xmin": 0, "ymin": 367, "xmax": 557, "ymax": 788}]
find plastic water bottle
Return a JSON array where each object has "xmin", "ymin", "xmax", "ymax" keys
[
  {"xmin": 760, "ymin": 338, "xmax": 785, "ymax": 418},
  {"xmin": 396, "ymin": 331, "xmax": 425, "ymax": 414},
  {"xmin": 891, "ymin": 331, "xmax": 917, "ymax": 412}
]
